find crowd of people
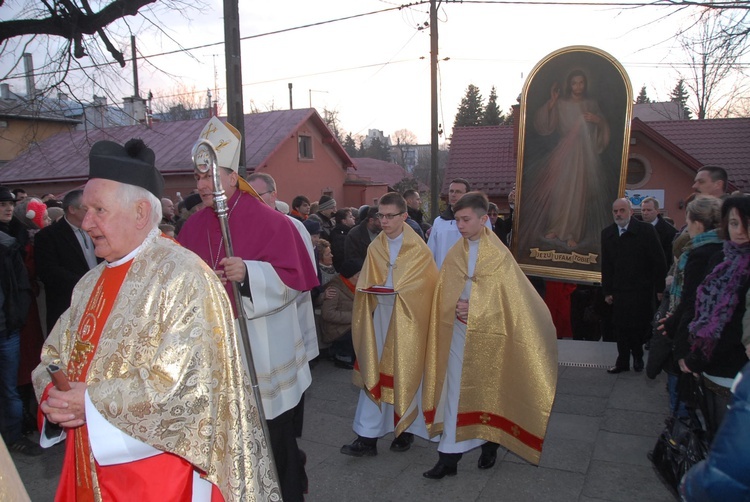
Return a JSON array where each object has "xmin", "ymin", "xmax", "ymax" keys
[
  {"xmin": 1, "ymin": 115, "xmax": 748, "ymax": 500},
  {"xmin": 599, "ymin": 165, "xmax": 749, "ymax": 499}
]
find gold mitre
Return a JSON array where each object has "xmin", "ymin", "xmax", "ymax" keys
[{"xmin": 197, "ymin": 116, "xmax": 259, "ymax": 198}]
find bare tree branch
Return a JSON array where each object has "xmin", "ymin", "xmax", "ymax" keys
[
  {"xmin": 677, "ymin": 10, "xmax": 749, "ymax": 119},
  {"xmin": 0, "ymin": 0, "xmax": 156, "ymax": 66}
]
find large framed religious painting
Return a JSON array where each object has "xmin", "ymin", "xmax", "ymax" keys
[{"xmin": 512, "ymin": 46, "xmax": 632, "ymax": 284}]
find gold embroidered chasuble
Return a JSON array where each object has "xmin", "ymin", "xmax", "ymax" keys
[
  {"xmin": 352, "ymin": 223, "xmax": 438, "ymax": 435},
  {"xmin": 32, "ymin": 232, "xmax": 279, "ymax": 501},
  {"xmin": 422, "ymin": 227, "xmax": 558, "ymax": 464}
]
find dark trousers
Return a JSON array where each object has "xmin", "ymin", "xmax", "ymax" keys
[
  {"xmin": 612, "ymin": 290, "xmax": 653, "ymax": 368},
  {"xmin": 268, "ymin": 406, "xmax": 306, "ymax": 502},
  {"xmin": 438, "ymin": 441, "xmax": 499, "ymax": 467}
]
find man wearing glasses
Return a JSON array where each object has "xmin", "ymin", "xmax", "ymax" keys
[
  {"xmin": 341, "ymin": 192, "xmax": 438, "ymax": 457},
  {"xmin": 428, "ymin": 178, "xmax": 492, "ymax": 268}
]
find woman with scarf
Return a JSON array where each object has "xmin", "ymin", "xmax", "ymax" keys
[
  {"xmin": 660, "ymin": 197, "xmax": 723, "ymax": 414},
  {"xmin": 680, "ymin": 195, "xmax": 750, "ymax": 435}
]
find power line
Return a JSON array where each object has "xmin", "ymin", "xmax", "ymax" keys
[
  {"xmin": 3, "ymin": 0, "xmax": 711, "ymax": 81},
  {"xmin": 3, "ymin": 3, "xmax": 427, "ymax": 80}
]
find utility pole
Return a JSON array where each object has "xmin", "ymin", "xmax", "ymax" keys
[
  {"xmin": 429, "ymin": 0, "xmax": 439, "ymax": 221},
  {"xmin": 223, "ymin": 0, "xmax": 246, "ymax": 176}
]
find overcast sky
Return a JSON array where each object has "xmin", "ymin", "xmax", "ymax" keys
[{"xmin": 1, "ymin": 0, "xmax": 739, "ymax": 143}]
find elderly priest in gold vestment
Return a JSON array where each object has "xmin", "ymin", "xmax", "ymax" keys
[
  {"xmin": 32, "ymin": 139, "xmax": 278, "ymax": 501},
  {"xmin": 422, "ymin": 192, "xmax": 558, "ymax": 479}
]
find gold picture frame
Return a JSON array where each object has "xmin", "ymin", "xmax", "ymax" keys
[{"xmin": 512, "ymin": 46, "xmax": 633, "ymax": 284}]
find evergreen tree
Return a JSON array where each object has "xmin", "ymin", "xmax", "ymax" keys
[
  {"xmin": 357, "ymin": 139, "xmax": 367, "ymax": 158},
  {"xmin": 453, "ymin": 84, "xmax": 484, "ymax": 129},
  {"xmin": 636, "ymin": 85, "xmax": 651, "ymax": 104},
  {"xmin": 670, "ymin": 79, "xmax": 693, "ymax": 119},
  {"xmin": 343, "ymin": 133, "xmax": 358, "ymax": 157},
  {"xmin": 482, "ymin": 86, "xmax": 503, "ymax": 125},
  {"xmin": 365, "ymin": 137, "xmax": 391, "ymax": 161}
]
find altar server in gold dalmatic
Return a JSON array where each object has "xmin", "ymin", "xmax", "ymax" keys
[
  {"xmin": 422, "ymin": 191, "xmax": 558, "ymax": 479},
  {"xmin": 341, "ymin": 192, "xmax": 438, "ymax": 457}
]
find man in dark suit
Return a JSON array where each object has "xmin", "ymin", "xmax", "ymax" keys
[
  {"xmin": 35, "ymin": 190, "xmax": 99, "ymax": 332},
  {"xmin": 601, "ymin": 198, "xmax": 667, "ymax": 374},
  {"xmin": 640, "ymin": 197, "xmax": 678, "ymax": 269}
]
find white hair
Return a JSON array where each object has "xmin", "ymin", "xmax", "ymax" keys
[{"xmin": 117, "ymin": 183, "xmax": 162, "ymax": 230}]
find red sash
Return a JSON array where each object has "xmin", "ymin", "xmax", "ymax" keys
[
  {"xmin": 56, "ymin": 261, "xmax": 132, "ymax": 502},
  {"xmin": 54, "ymin": 259, "xmax": 225, "ymax": 501}
]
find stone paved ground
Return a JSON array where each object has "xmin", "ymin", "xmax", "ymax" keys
[{"xmin": 12, "ymin": 341, "xmax": 676, "ymax": 501}]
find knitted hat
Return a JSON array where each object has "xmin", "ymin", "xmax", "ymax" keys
[
  {"xmin": 303, "ymin": 219, "xmax": 322, "ymax": 235},
  {"xmin": 89, "ymin": 139, "xmax": 164, "ymax": 198},
  {"xmin": 318, "ymin": 195, "xmax": 336, "ymax": 212},
  {"xmin": 25, "ymin": 199, "xmax": 48, "ymax": 228}
]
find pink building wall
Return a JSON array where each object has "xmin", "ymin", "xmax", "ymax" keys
[
  {"xmin": 629, "ymin": 131, "xmax": 697, "ymax": 228},
  {"xmin": 256, "ymin": 122, "xmax": 349, "ymax": 206}
]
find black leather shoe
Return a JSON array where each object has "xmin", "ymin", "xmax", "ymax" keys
[
  {"xmin": 607, "ymin": 366, "xmax": 630, "ymax": 374},
  {"xmin": 390, "ymin": 432, "xmax": 414, "ymax": 452},
  {"xmin": 633, "ymin": 358, "xmax": 644, "ymax": 372},
  {"xmin": 423, "ymin": 462, "xmax": 457, "ymax": 479},
  {"xmin": 340, "ymin": 438, "xmax": 377, "ymax": 457},
  {"xmin": 477, "ymin": 450, "xmax": 497, "ymax": 469}
]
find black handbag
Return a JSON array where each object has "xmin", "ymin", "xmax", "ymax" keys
[{"xmin": 648, "ymin": 375, "xmax": 710, "ymax": 497}]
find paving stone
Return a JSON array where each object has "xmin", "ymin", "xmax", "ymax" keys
[
  {"xmin": 560, "ymin": 366, "xmax": 616, "ymax": 381},
  {"xmin": 592, "ymin": 431, "xmax": 660, "ymax": 468},
  {"xmin": 583, "ymin": 460, "xmax": 675, "ymax": 502},
  {"xmin": 300, "ymin": 408, "xmax": 356, "ymax": 448},
  {"xmin": 537, "ymin": 436, "xmax": 594, "ymax": 474},
  {"xmin": 608, "ymin": 373, "xmax": 669, "ymax": 413},
  {"xmin": 552, "ymin": 393, "xmax": 609, "ymax": 417},
  {"xmin": 556, "ymin": 375, "xmax": 616, "ymax": 398},
  {"xmin": 478, "ymin": 462, "xmax": 585, "ymax": 501},
  {"xmin": 601, "ymin": 408, "xmax": 668, "ymax": 438},
  {"xmin": 306, "ymin": 458, "xmax": 392, "ymax": 502},
  {"xmin": 383, "ymin": 462, "xmax": 492, "ymax": 501},
  {"xmin": 546, "ymin": 412, "xmax": 602, "ymax": 442}
]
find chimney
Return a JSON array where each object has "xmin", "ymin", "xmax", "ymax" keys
[
  {"xmin": 23, "ymin": 53, "xmax": 36, "ymax": 98},
  {"xmin": 0, "ymin": 83, "xmax": 10, "ymax": 100},
  {"xmin": 123, "ymin": 95, "xmax": 147, "ymax": 125}
]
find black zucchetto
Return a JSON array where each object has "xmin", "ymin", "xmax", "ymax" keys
[{"xmin": 89, "ymin": 139, "xmax": 164, "ymax": 198}]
